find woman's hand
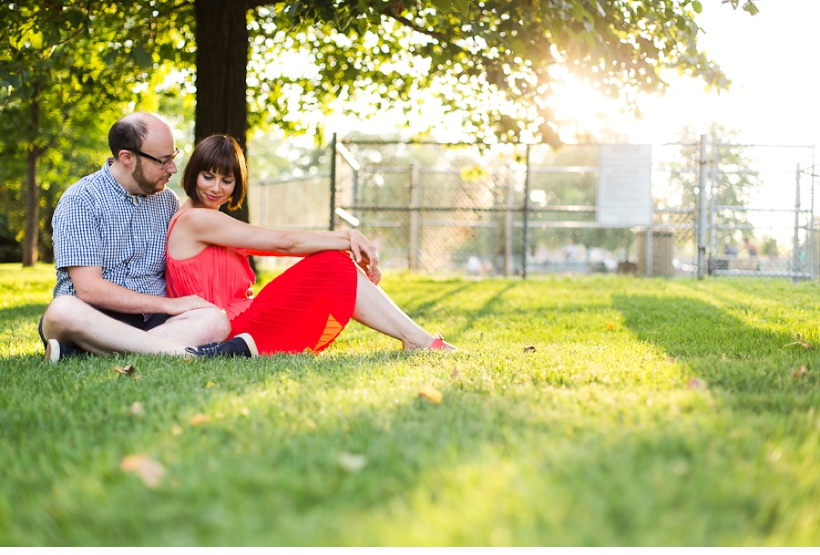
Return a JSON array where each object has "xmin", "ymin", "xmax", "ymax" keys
[{"xmin": 348, "ymin": 230, "xmax": 381, "ymax": 285}]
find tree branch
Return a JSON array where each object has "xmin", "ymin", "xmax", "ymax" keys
[
  {"xmin": 381, "ymin": 10, "xmax": 449, "ymax": 44},
  {"xmin": 166, "ymin": 0, "xmax": 195, "ymax": 14}
]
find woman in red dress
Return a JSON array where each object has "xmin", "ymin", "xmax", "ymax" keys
[{"xmin": 165, "ymin": 134, "xmax": 456, "ymax": 356}]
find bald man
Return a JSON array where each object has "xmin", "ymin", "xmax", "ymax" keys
[{"xmin": 40, "ymin": 112, "xmax": 255, "ymax": 361}]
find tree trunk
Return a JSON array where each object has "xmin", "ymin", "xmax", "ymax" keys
[
  {"xmin": 40, "ymin": 181, "xmax": 57, "ymax": 264},
  {"xmin": 22, "ymin": 90, "xmax": 41, "ymax": 267},
  {"xmin": 194, "ymin": 0, "xmax": 250, "ymax": 225}
]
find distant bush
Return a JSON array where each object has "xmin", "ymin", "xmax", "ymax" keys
[{"xmin": 0, "ymin": 213, "xmax": 21, "ymax": 263}]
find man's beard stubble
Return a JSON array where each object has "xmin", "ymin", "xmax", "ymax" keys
[{"xmin": 132, "ymin": 157, "xmax": 168, "ymax": 195}]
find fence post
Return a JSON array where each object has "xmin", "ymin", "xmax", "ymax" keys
[
  {"xmin": 709, "ymin": 138, "xmax": 717, "ymax": 262},
  {"xmin": 697, "ymin": 134, "xmax": 708, "ymax": 280},
  {"xmin": 504, "ymin": 167, "xmax": 514, "ymax": 276},
  {"xmin": 793, "ymin": 163, "xmax": 801, "ymax": 283},
  {"xmin": 329, "ymin": 132, "xmax": 337, "ymax": 231},
  {"xmin": 522, "ymin": 145, "xmax": 531, "ymax": 278},
  {"xmin": 409, "ymin": 160, "xmax": 420, "ymax": 272}
]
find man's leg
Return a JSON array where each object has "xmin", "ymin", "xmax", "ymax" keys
[
  {"xmin": 146, "ymin": 307, "xmax": 231, "ymax": 347},
  {"xmin": 41, "ymin": 295, "xmax": 229, "ymax": 356}
]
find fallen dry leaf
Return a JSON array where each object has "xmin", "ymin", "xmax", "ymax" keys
[
  {"xmin": 667, "ymin": 356, "xmax": 677, "ymax": 363},
  {"xmin": 337, "ymin": 451, "xmax": 367, "ymax": 472},
  {"xmin": 190, "ymin": 413, "xmax": 211, "ymax": 425},
  {"xmin": 787, "ymin": 343, "xmax": 813, "ymax": 350},
  {"xmin": 523, "ymin": 345, "xmax": 537, "ymax": 353},
  {"xmin": 114, "ymin": 364, "xmax": 137, "ymax": 377},
  {"xmin": 120, "ymin": 454, "xmax": 165, "ymax": 489},
  {"xmin": 783, "ymin": 333, "xmax": 814, "ymax": 350},
  {"xmin": 790, "ymin": 366, "xmax": 808, "ymax": 378},
  {"xmin": 686, "ymin": 377, "xmax": 708, "ymax": 390},
  {"xmin": 418, "ymin": 385, "xmax": 443, "ymax": 404},
  {"xmin": 128, "ymin": 401, "xmax": 144, "ymax": 416},
  {"xmin": 451, "ymin": 369, "xmax": 459, "ymax": 378}
]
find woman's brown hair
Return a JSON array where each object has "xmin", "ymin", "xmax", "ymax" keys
[{"xmin": 181, "ymin": 134, "xmax": 247, "ymax": 211}]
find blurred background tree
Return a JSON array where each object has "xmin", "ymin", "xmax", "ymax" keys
[
  {"xmin": 1, "ymin": 0, "xmax": 758, "ymax": 264},
  {"xmin": 0, "ymin": 1, "xmax": 192, "ymax": 266}
]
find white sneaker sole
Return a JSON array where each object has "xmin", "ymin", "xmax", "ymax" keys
[{"xmin": 44, "ymin": 339, "xmax": 61, "ymax": 364}]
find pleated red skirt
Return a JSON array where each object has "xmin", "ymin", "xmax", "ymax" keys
[{"xmin": 230, "ymin": 251, "xmax": 359, "ymax": 354}]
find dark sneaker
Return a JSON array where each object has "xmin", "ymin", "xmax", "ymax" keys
[
  {"xmin": 186, "ymin": 333, "xmax": 258, "ymax": 358},
  {"xmin": 45, "ymin": 339, "xmax": 87, "ymax": 363}
]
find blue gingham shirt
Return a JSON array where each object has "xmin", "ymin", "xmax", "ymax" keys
[{"xmin": 52, "ymin": 159, "xmax": 180, "ymax": 299}]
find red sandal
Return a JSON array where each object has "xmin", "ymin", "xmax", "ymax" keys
[{"xmin": 427, "ymin": 333, "xmax": 457, "ymax": 351}]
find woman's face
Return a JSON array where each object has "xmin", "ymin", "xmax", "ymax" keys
[{"xmin": 195, "ymin": 169, "xmax": 235, "ymax": 210}]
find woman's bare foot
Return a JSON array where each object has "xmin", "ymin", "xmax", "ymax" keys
[{"xmin": 403, "ymin": 333, "xmax": 457, "ymax": 351}]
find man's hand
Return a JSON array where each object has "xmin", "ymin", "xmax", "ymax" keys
[
  {"xmin": 348, "ymin": 230, "xmax": 381, "ymax": 285},
  {"xmin": 68, "ymin": 266, "xmax": 220, "ymax": 315},
  {"xmin": 162, "ymin": 295, "xmax": 220, "ymax": 316}
]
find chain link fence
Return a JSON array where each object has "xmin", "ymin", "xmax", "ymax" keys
[
  {"xmin": 248, "ymin": 137, "xmax": 816, "ymax": 280},
  {"xmin": 706, "ymin": 143, "xmax": 816, "ymax": 280}
]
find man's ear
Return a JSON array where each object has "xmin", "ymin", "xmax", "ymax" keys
[{"xmin": 117, "ymin": 150, "xmax": 135, "ymax": 168}]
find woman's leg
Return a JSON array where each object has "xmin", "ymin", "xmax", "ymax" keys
[{"xmin": 351, "ymin": 270, "xmax": 455, "ymax": 350}]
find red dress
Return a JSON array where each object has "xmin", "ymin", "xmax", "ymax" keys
[{"xmin": 165, "ymin": 210, "xmax": 358, "ymax": 354}]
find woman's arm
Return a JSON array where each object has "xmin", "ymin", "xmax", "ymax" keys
[
  {"xmin": 177, "ymin": 209, "xmax": 381, "ymax": 283},
  {"xmin": 179, "ymin": 208, "xmax": 349, "ymax": 254}
]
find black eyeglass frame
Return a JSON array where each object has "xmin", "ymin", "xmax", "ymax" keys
[{"xmin": 127, "ymin": 147, "xmax": 181, "ymax": 169}]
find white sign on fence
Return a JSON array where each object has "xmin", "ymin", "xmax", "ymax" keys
[{"xmin": 597, "ymin": 144, "xmax": 652, "ymax": 227}]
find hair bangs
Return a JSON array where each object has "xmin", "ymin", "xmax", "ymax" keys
[{"xmin": 206, "ymin": 141, "xmax": 242, "ymax": 181}]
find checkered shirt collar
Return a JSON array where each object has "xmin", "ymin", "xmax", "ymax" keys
[{"xmin": 101, "ymin": 157, "xmax": 145, "ymax": 203}]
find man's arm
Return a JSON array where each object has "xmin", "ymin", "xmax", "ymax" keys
[{"xmin": 68, "ymin": 266, "xmax": 217, "ymax": 315}]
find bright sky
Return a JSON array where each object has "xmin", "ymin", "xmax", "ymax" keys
[
  {"xmin": 322, "ymin": 1, "xmax": 820, "ymax": 149},
  {"xmin": 627, "ymin": 0, "xmax": 820, "ymax": 147}
]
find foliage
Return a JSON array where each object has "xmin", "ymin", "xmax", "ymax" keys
[
  {"xmin": 759, "ymin": 235, "xmax": 779, "ymax": 258},
  {"xmin": 722, "ymin": 0, "xmax": 760, "ymax": 15},
  {"xmin": 0, "ymin": 0, "xmax": 760, "ymax": 261},
  {"xmin": 3, "ymin": 265, "xmax": 820, "ymax": 545},
  {"xmin": 0, "ymin": 1, "xmax": 195, "ymax": 263},
  {"xmin": 0, "ymin": 213, "xmax": 22, "ymax": 263},
  {"xmin": 242, "ymin": 0, "xmax": 756, "ymax": 143}
]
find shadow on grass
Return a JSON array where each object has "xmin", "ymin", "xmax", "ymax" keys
[
  {"xmin": 456, "ymin": 282, "xmax": 518, "ymax": 335},
  {"xmin": 613, "ymin": 293, "xmax": 820, "ymax": 412},
  {"xmin": 397, "ymin": 281, "xmax": 479, "ymax": 314},
  {"xmin": 0, "ymin": 302, "xmax": 48, "ymax": 322},
  {"xmin": 0, "ymin": 344, "xmax": 801, "ymax": 546},
  {"xmin": 4, "ymin": 289, "xmax": 819, "ymax": 545}
]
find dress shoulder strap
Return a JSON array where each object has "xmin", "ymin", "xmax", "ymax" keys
[{"xmin": 168, "ymin": 207, "xmax": 194, "ymax": 236}]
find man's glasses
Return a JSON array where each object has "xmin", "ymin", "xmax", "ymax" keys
[{"xmin": 127, "ymin": 147, "xmax": 181, "ymax": 170}]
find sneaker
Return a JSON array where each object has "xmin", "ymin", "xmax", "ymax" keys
[
  {"xmin": 44, "ymin": 339, "xmax": 87, "ymax": 363},
  {"xmin": 186, "ymin": 333, "xmax": 258, "ymax": 358}
]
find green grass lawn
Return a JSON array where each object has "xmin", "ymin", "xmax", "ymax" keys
[{"xmin": 2, "ymin": 263, "xmax": 820, "ymax": 546}]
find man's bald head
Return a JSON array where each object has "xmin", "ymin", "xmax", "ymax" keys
[
  {"xmin": 108, "ymin": 112, "xmax": 170, "ymax": 160},
  {"xmin": 107, "ymin": 112, "xmax": 178, "ymax": 196}
]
